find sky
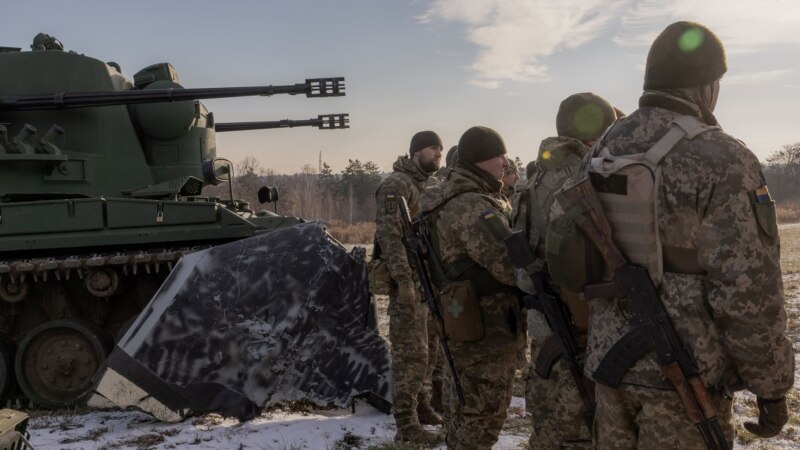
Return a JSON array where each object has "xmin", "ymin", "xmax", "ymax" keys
[{"xmin": 2, "ymin": 0, "xmax": 799, "ymax": 174}]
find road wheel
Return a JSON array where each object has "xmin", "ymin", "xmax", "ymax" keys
[{"xmin": 15, "ymin": 320, "xmax": 107, "ymax": 408}]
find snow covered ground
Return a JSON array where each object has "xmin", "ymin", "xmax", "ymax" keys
[
  {"xmin": 27, "ymin": 398, "xmax": 529, "ymax": 449},
  {"xmin": 21, "ymin": 227, "xmax": 800, "ymax": 449}
]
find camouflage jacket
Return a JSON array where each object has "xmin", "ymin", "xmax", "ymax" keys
[
  {"xmin": 586, "ymin": 94, "xmax": 794, "ymax": 399},
  {"xmin": 374, "ymin": 156, "xmax": 433, "ymax": 283},
  {"xmin": 419, "ymin": 165, "xmax": 525, "ymax": 353},
  {"xmin": 512, "ymin": 136, "xmax": 589, "ymax": 258},
  {"xmin": 512, "ymin": 136, "xmax": 591, "ymax": 342}
]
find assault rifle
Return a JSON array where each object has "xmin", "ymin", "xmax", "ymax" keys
[
  {"xmin": 558, "ymin": 176, "xmax": 730, "ymax": 450},
  {"xmin": 396, "ymin": 196, "xmax": 466, "ymax": 406},
  {"xmin": 502, "ymin": 230, "xmax": 595, "ymax": 433}
]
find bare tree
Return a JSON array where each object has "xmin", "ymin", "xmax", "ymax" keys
[{"xmin": 765, "ymin": 142, "xmax": 800, "ymax": 201}]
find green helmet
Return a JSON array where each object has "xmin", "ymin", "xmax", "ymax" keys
[
  {"xmin": 644, "ymin": 21, "xmax": 727, "ymax": 89},
  {"xmin": 556, "ymin": 92, "xmax": 615, "ymax": 143}
]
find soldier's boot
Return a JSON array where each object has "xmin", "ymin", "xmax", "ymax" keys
[
  {"xmin": 394, "ymin": 421, "xmax": 443, "ymax": 446},
  {"xmin": 416, "ymin": 402, "xmax": 443, "ymax": 426},
  {"xmin": 430, "ymin": 378, "xmax": 443, "ymax": 414}
]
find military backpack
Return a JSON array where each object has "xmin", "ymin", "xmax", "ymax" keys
[{"xmin": 548, "ymin": 115, "xmax": 718, "ymax": 291}]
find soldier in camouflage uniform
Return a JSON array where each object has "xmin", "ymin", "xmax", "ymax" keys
[
  {"xmin": 501, "ymin": 158, "xmax": 519, "ymax": 200},
  {"xmin": 375, "ymin": 130, "xmax": 444, "ymax": 445},
  {"xmin": 419, "ymin": 126, "xmax": 526, "ymax": 450},
  {"xmin": 433, "ymin": 145, "xmax": 459, "ymax": 180},
  {"xmin": 513, "ymin": 92, "xmax": 617, "ymax": 450},
  {"xmin": 426, "ymin": 145, "xmax": 458, "ymax": 414},
  {"xmin": 581, "ymin": 21, "xmax": 794, "ymax": 448}
]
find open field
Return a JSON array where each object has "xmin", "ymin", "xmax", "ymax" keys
[{"xmin": 22, "ymin": 226, "xmax": 800, "ymax": 449}]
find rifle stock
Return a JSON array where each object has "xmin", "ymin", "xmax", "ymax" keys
[
  {"xmin": 395, "ymin": 196, "xmax": 466, "ymax": 406},
  {"xmin": 560, "ymin": 176, "xmax": 730, "ymax": 450}
]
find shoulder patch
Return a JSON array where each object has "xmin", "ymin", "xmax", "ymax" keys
[
  {"xmin": 755, "ymin": 186, "xmax": 772, "ymax": 203},
  {"xmin": 384, "ymin": 194, "xmax": 397, "ymax": 213},
  {"xmin": 480, "ymin": 209, "xmax": 510, "ymax": 241}
]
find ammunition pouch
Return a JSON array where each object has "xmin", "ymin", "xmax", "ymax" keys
[
  {"xmin": 545, "ymin": 199, "xmax": 607, "ymax": 293},
  {"xmin": 367, "ymin": 257, "xmax": 391, "ymax": 296},
  {"xmin": 438, "ymin": 279, "xmax": 484, "ymax": 342}
]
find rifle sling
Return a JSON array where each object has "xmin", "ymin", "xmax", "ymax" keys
[
  {"xmin": 584, "ymin": 246, "xmax": 704, "ymax": 299},
  {"xmin": 592, "ymin": 324, "xmax": 653, "ymax": 387}
]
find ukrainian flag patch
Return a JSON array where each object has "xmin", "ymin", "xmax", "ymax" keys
[
  {"xmin": 755, "ymin": 186, "xmax": 772, "ymax": 203},
  {"xmin": 481, "ymin": 211, "xmax": 495, "ymax": 220}
]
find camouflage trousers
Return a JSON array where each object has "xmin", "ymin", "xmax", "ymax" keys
[
  {"xmin": 388, "ymin": 282, "xmax": 435, "ymax": 427},
  {"xmin": 443, "ymin": 348, "xmax": 517, "ymax": 450},
  {"xmin": 427, "ymin": 311, "xmax": 443, "ymax": 404},
  {"xmin": 594, "ymin": 383, "xmax": 735, "ymax": 449},
  {"xmin": 525, "ymin": 353, "xmax": 592, "ymax": 449},
  {"xmin": 525, "ymin": 304, "xmax": 591, "ymax": 449}
]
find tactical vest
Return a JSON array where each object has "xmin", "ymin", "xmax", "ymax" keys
[
  {"xmin": 514, "ymin": 143, "xmax": 585, "ymax": 266},
  {"xmin": 513, "ymin": 140, "xmax": 595, "ymax": 333},
  {"xmin": 422, "ymin": 197, "xmax": 516, "ymax": 298},
  {"xmin": 549, "ymin": 115, "xmax": 717, "ymax": 290}
]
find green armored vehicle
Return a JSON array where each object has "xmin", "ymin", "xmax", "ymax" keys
[{"xmin": 0, "ymin": 33, "xmax": 349, "ymax": 408}]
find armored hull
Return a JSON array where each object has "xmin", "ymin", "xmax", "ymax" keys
[{"xmin": 0, "ymin": 34, "xmax": 374, "ymax": 410}]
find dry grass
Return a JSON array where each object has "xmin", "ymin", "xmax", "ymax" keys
[
  {"xmin": 780, "ymin": 226, "xmax": 800, "ymax": 274},
  {"xmin": 777, "ymin": 201, "xmax": 800, "ymax": 225},
  {"xmin": 98, "ymin": 432, "xmax": 165, "ymax": 450},
  {"xmin": 327, "ymin": 221, "xmax": 375, "ymax": 245}
]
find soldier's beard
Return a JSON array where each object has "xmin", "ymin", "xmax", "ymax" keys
[{"xmin": 418, "ymin": 158, "xmax": 440, "ymax": 174}]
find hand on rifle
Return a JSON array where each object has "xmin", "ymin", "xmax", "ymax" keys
[{"xmin": 744, "ymin": 396, "xmax": 789, "ymax": 438}]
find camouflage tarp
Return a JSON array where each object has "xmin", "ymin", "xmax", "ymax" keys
[{"xmin": 88, "ymin": 222, "xmax": 391, "ymax": 422}]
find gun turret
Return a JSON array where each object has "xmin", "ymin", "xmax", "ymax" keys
[
  {"xmin": 215, "ymin": 114, "xmax": 350, "ymax": 132},
  {"xmin": 0, "ymin": 78, "xmax": 345, "ymax": 112},
  {"xmin": 0, "ymin": 40, "xmax": 350, "ymax": 200}
]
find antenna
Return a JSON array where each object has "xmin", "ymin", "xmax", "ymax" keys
[{"xmin": 318, "ymin": 150, "xmax": 322, "ymax": 173}]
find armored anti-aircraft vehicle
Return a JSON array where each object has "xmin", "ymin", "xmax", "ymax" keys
[{"xmin": 0, "ymin": 33, "xmax": 350, "ymax": 408}]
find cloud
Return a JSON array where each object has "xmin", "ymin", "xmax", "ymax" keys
[
  {"xmin": 723, "ymin": 69, "xmax": 795, "ymax": 86},
  {"xmin": 421, "ymin": 0, "xmax": 628, "ymax": 88},
  {"xmin": 614, "ymin": 0, "xmax": 800, "ymax": 54},
  {"xmin": 423, "ymin": 0, "xmax": 800, "ymax": 88}
]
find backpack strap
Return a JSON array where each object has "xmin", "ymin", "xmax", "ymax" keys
[
  {"xmin": 422, "ymin": 193, "xmax": 481, "ymax": 288},
  {"xmin": 645, "ymin": 116, "xmax": 719, "ymax": 166},
  {"xmin": 644, "ymin": 126, "xmax": 687, "ymax": 166}
]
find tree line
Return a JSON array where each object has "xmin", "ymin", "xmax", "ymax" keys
[
  {"xmin": 205, "ymin": 142, "xmax": 800, "ymax": 229},
  {"xmin": 203, "ymin": 156, "xmax": 383, "ymax": 225},
  {"xmin": 763, "ymin": 142, "xmax": 800, "ymax": 202}
]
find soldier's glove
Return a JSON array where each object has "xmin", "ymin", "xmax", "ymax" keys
[
  {"xmin": 744, "ymin": 396, "xmax": 788, "ymax": 438},
  {"xmin": 397, "ymin": 280, "xmax": 418, "ymax": 304}
]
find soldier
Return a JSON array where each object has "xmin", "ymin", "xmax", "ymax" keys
[
  {"xmin": 427, "ymin": 147, "xmax": 459, "ymax": 414},
  {"xmin": 525, "ymin": 160, "xmax": 538, "ymax": 180},
  {"xmin": 574, "ymin": 21, "xmax": 794, "ymax": 448},
  {"xmin": 374, "ymin": 130, "xmax": 444, "ymax": 444},
  {"xmin": 418, "ymin": 126, "xmax": 526, "ymax": 449},
  {"xmin": 513, "ymin": 92, "xmax": 617, "ymax": 449},
  {"xmin": 433, "ymin": 145, "xmax": 459, "ymax": 179},
  {"xmin": 501, "ymin": 158, "xmax": 519, "ymax": 200}
]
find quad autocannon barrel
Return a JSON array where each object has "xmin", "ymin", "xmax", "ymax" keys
[{"xmin": 0, "ymin": 77, "xmax": 345, "ymax": 111}]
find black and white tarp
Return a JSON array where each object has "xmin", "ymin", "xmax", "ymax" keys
[{"xmin": 89, "ymin": 222, "xmax": 391, "ymax": 422}]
